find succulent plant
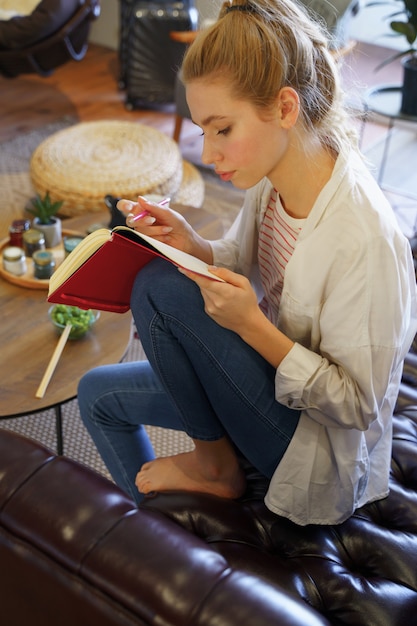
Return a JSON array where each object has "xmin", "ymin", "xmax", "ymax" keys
[{"xmin": 27, "ymin": 191, "xmax": 64, "ymax": 225}]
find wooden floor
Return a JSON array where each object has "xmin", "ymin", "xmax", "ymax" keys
[
  {"xmin": 0, "ymin": 41, "xmax": 403, "ymax": 152},
  {"xmin": 0, "ymin": 43, "xmax": 205, "ymax": 165}
]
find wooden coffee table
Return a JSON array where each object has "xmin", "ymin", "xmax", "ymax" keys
[{"xmin": 0, "ymin": 206, "xmax": 223, "ymax": 454}]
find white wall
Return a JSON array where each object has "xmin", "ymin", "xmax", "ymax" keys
[
  {"xmin": 195, "ymin": 0, "xmax": 221, "ymax": 23},
  {"xmin": 349, "ymin": 4, "xmax": 403, "ymax": 50},
  {"xmin": 89, "ymin": 0, "xmax": 119, "ymax": 49}
]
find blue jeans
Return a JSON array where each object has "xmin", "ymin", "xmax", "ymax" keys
[{"xmin": 78, "ymin": 258, "xmax": 299, "ymax": 504}]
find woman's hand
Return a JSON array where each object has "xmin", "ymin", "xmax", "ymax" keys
[
  {"xmin": 117, "ymin": 196, "xmax": 213, "ymax": 263},
  {"xmin": 181, "ymin": 266, "xmax": 294, "ymax": 367},
  {"xmin": 180, "ymin": 266, "xmax": 261, "ymax": 335}
]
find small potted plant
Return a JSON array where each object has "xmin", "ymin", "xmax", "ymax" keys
[
  {"xmin": 368, "ymin": 0, "xmax": 417, "ymax": 115},
  {"xmin": 27, "ymin": 191, "xmax": 64, "ymax": 248}
]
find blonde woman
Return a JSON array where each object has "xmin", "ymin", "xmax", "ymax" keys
[{"xmin": 78, "ymin": 0, "xmax": 417, "ymax": 525}]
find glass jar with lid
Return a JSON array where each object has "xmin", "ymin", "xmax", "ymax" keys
[
  {"xmin": 63, "ymin": 236, "xmax": 84, "ymax": 256},
  {"xmin": 22, "ymin": 229, "xmax": 45, "ymax": 257},
  {"xmin": 32, "ymin": 250, "xmax": 55, "ymax": 279},
  {"xmin": 2, "ymin": 246, "xmax": 27, "ymax": 276},
  {"xmin": 9, "ymin": 219, "xmax": 30, "ymax": 248}
]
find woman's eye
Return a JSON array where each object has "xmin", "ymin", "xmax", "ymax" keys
[{"xmin": 199, "ymin": 126, "xmax": 230, "ymax": 137}]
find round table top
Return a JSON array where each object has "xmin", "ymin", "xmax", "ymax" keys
[
  {"xmin": 0, "ymin": 281, "xmax": 133, "ymax": 417},
  {"xmin": 0, "ymin": 205, "xmax": 223, "ymax": 418},
  {"xmin": 0, "ymin": 211, "xmax": 133, "ymax": 417}
]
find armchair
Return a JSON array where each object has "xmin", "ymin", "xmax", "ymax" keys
[{"xmin": 0, "ymin": 0, "xmax": 100, "ymax": 78}]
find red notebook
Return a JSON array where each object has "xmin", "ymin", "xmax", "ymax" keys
[{"xmin": 48, "ymin": 227, "xmax": 222, "ymax": 313}]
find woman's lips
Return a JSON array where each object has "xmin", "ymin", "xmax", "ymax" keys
[{"xmin": 216, "ymin": 170, "xmax": 235, "ymax": 182}]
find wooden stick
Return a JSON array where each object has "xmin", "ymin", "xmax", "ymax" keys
[{"xmin": 36, "ymin": 324, "xmax": 72, "ymax": 399}]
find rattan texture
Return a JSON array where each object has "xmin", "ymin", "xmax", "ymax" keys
[
  {"xmin": 173, "ymin": 160, "xmax": 204, "ymax": 208},
  {"xmin": 30, "ymin": 120, "xmax": 184, "ymax": 216}
]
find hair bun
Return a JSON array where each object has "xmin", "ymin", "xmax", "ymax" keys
[{"xmin": 225, "ymin": 3, "xmax": 256, "ymax": 14}]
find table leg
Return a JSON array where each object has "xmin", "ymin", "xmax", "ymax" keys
[
  {"xmin": 54, "ymin": 404, "xmax": 64, "ymax": 455},
  {"xmin": 377, "ymin": 115, "xmax": 395, "ymax": 187},
  {"xmin": 359, "ymin": 104, "xmax": 368, "ymax": 149}
]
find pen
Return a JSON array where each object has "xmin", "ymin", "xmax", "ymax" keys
[{"xmin": 130, "ymin": 197, "xmax": 171, "ymax": 222}]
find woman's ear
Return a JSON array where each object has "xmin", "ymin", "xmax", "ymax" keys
[{"xmin": 276, "ymin": 87, "xmax": 300, "ymax": 128}]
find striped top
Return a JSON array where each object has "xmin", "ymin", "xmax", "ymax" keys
[{"xmin": 258, "ymin": 189, "xmax": 305, "ymax": 322}]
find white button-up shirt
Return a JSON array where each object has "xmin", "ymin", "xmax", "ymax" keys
[{"xmin": 210, "ymin": 149, "xmax": 417, "ymax": 525}]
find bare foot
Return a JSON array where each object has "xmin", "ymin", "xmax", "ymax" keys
[{"xmin": 135, "ymin": 449, "xmax": 246, "ymax": 499}]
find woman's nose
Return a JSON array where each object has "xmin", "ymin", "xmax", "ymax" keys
[{"xmin": 201, "ymin": 139, "xmax": 221, "ymax": 167}]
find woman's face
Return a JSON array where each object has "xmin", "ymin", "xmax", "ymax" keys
[{"xmin": 186, "ymin": 78, "xmax": 290, "ymax": 190}]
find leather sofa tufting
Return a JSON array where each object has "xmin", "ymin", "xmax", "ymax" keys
[{"xmin": 1, "ymin": 363, "xmax": 417, "ymax": 624}]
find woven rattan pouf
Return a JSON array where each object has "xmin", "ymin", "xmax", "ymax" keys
[{"xmin": 30, "ymin": 120, "xmax": 204, "ymax": 216}]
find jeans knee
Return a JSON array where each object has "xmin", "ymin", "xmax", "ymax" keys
[
  {"xmin": 131, "ymin": 259, "xmax": 182, "ymax": 307},
  {"xmin": 77, "ymin": 368, "xmax": 103, "ymax": 420},
  {"xmin": 131, "ymin": 259, "xmax": 202, "ymax": 333}
]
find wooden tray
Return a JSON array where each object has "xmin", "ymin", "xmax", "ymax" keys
[{"xmin": 0, "ymin": 229, "xmax": 83, "ymax": 290}]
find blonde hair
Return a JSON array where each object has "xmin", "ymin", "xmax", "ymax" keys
[{"xmin": 182, "ymin": 0, "xmax": 357, "ymax": 156}]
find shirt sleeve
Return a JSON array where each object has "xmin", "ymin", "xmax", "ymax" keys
[{"xmin": 275, "ymin": 230, "xmax": 417, "ymax": 431}]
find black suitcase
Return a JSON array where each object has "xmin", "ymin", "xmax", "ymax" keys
[{"xmin": 122, "ymin": 1, "xmax": 198, "ymax": 109}]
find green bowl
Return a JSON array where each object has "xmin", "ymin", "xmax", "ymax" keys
[{"xmin": 48, "ymin": 305, "xmax": 100, "ymax": 340}]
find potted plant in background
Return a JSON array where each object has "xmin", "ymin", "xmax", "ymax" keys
[
  {"xmin": 26, "ymin": 191, "xmax": 64, "ymax": 248},
  {"xmin": 368, "ymin": 0, "xmax": 417, "ymax": 115}
]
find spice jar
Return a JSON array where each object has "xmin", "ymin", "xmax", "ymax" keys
[
  {"xmin": 9, "ymin": 219, "xmax": 30, "ymax": 248},
  {"xmin": 33, "ymin": 250, "xmax": 55, "ymax": 280},
  {"xmin": 63, "ymin": 236, "xmax": 84, "ymax": 256},
  {"xmin": 23, "ymin": 229, "xmax": 45, "ymax": 257},
  {"xmin": 2, "ymin": 246, "xmax": 27, "ymax": 276}
]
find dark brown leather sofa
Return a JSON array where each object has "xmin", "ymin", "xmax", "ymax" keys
[{"xmin": 1, "ymin": 353, "xmax": 417, "ymax": 625}]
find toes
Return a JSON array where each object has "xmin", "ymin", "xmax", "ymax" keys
[
  {"xmin": 136, "ymin": 475, "xmax": 152, "ymax": 493},
  {"xmin": 135, "ymin": 470, "xmax": 146, "ymax": 488}
]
